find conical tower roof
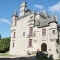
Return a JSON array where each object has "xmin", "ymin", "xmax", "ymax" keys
[{"xmin": 12, "ymin": 10, "xmax": 18, "ymax": 17}]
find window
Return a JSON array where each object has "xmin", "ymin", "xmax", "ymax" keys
[
  {"xmin": 34, "ymin": 33, "xmax": 36, "ymax": 36},
  {"xmin": 30, "ymin": 16, "xmax": 33, "ymax": 20},
  {"xmin": 15, "ymin": 21, "xmax": 17, "ymax": 26},
  {"xmin": 11, "ymin": 21, "xmax": 13, "ymax": 26},
  {"xmin": 49, "ymin": 49, "xmax": 51, "ymax": 51},
  {"xmin": 13, "ymin": 32, "xmax": 16, "ymax": 38},
  {"xmin": 29, "ymin": 39, "xmax": 32, "ymax": 47},
  {"xmin": 29, "ymin": 27, "xmax": 33, "ymax": 35},
  {"xmin": 56, "ymin": 39, "xmax": 59, "ymax": 44},
  {"xmin": 42, "ymin": 28, "xmax": 46, "ymax": 36},
  {"xmin": 52, "ymin": 30, "xmax": 55, "ymax": 34},
  {"xmin": 13, "ymin": 42, "xmax": 14, "ymax": 48},
  {"xmin": 23, "ymin": 32, "xmax": 25, "ymax": 36}
]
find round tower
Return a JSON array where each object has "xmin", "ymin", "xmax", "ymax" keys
[
  {"xmin": 48, "ymin": 15, "xmax": 59, "ymax": 59},
  {"xmin": 49, "ymin": 15, "xmax": 58, "ymax": 40}
]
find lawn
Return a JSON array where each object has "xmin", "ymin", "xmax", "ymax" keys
[{"xmin": 0, "ymin": 53, "xmax": 13, "ymax": 56}]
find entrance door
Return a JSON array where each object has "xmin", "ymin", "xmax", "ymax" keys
[{"xmin": 41, "ymin": 43, "xmax": 47, "ymax": 51}]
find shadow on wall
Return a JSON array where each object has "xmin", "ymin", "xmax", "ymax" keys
[{"xmin": 36, "ymin": 51, "xmax": 53, "ymax": 60}]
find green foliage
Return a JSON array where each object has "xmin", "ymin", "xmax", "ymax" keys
[
  {"xmin": 0, "ymin": 34, "xmax": 2, "ymax": 40},
  {"xmin": 0, "ymin": 37, "xmax": 10, "ymax": 53}
]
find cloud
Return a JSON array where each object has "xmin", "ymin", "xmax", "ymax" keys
[
  {"xmin": 48, "ymin": 1, "xmax": 60, "ymax": 13},
  {"xmin": 0, "ymin": 18, "xmax": 11, "ymax": 25},
  {"xmin": 34, "ymin": 4, "xmax": 44, "ymax": 10}
]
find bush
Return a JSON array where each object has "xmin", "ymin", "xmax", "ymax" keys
[{"xmin": 0, "ymin": 37, "xmax": 10, "ymax": 53}]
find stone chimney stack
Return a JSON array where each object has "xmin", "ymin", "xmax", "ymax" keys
[{"xmin": 19, "ymin": 2, "xmax": 27, "ymax": 17}]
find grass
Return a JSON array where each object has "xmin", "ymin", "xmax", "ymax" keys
[{"xmin": 0, "ymin": 53, "xmax": 14, "ymax": 56}]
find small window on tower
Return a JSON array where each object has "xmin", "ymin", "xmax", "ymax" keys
[
  {"xmin": 52, "ymin": 30, "xmax": 55, "ymax": 34},
  {"xmin": 29, "ymin": 27, "xmax": 33, "ymax": 35},
  {"xmin": 13, "ymin": 42, "xmax": 14, "ymax": 48},
  {"xmin": 13, "ymin": 32, "xmax": 16, "ymax": 38},
  {"xmin": 15, "ymin": 21, "xmax": 17, "ymax": 26}
]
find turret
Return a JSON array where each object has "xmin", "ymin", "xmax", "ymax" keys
[
  {"xmin": 12, "ymin": 11, "xmax": 18, "ymax": 21},
  {"xmin": 49, "ymin": 15, "xmax": 58, "ymax": 40},
  {"xmin": 11, "ymin": 11, "xmax": 18, "ymax": 27}
]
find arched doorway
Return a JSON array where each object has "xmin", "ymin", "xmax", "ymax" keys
[{"xmin": 41, "ymin": 43, "xmax": 47, "ymax": 51}]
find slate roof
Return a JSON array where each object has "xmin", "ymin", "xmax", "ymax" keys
[{"xmin": 35, "ymin": 11, "xmax": 58, "ymax": 27}]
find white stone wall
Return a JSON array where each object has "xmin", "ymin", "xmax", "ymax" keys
[{"xmin": 9, "ymin": 8, "xmax": 59, "ymax": 59}]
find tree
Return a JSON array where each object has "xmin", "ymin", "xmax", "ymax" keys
[
  {"xmin": 0, "ymin": 34, "xmax": 2, "ymax": 40},
  {"xmin": 0, "ymin": 37, "xmax": 10, "ymax": 53}
]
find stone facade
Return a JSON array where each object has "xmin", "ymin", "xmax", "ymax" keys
[{"xmin": 9, "ymin": 2, "xmax": 60, "ymax": 59}]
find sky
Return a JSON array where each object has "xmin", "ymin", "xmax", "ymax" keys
[{"xmin": 0, "ymin": 0, "xmax": 60, "ymax": 38}]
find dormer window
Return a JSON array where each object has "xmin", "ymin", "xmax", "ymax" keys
[
  {"xmin": 30, "ymin": 16, "xmax": 33, "ymax": 20},
  {"xmin": 42, "ymin": 28, "xmax": 46, "ymax": 36},
  {"xmin": 28, "ymin": 16, "xmax": 33, "ymax": 22}
]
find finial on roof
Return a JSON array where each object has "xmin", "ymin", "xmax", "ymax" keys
[{"xmin": 22, "ymin": 1, "xmax": 27, "ymax": 4}]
